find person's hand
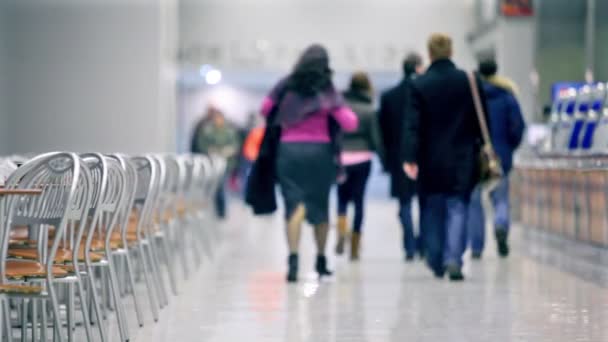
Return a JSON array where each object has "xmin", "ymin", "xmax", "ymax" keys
[{"xmin": 403, "ymin": 163, "xmax": 418, "ymax": 180}]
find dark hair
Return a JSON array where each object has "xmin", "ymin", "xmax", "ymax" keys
[
  {"xmin": 349, "ymin": 71, "xmax": 373, "ymax": 96},
  {"xmin": 287, "ymin": 44, "xmax": 333, "ymax": 96},
  {"xmin": 403, "ymin": 52, "xmax": 422, "ymax": 77},
  {"xmin": 479, "ymin": 59, "xmax": 498, "ymax": 77}
]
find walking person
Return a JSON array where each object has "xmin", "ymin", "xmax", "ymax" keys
[
  {"xmin": 192, "ymin": 107, "xmax": 239, "ymax": 218},
  {"xmin": 260, "ymin": 44, "xmax": 358, "ymax": 282},
  {"xmin": 335, "ymin": 71, "xmax": 381, "ymax": 261},
  {"xmin": 378, "ymin": 52, "xmax": 424, "ymax": 261},
  {"xmin": 402, "ymin": 33, "xmax": 489, "ymax": 281},
  {"xmin": 467, "ymin": 59, "xmax": 526, "ymax": 259}
]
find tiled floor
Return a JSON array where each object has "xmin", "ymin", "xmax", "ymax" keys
[{"xmin": 119, "ymin": 200, "xmax": 608, "ymax": 342}]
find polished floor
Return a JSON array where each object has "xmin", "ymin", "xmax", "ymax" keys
[{"xmin": 114, "ymin": 199, "xmax": 608, "ymax": 342}]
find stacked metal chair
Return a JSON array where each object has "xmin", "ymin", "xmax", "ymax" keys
[{"xmin": 0, "ymin": 152, "xmax": 225, "ymax": 341}]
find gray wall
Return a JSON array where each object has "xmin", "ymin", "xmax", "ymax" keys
[
  {"xmin": 0, "ymin": 5, "xmax": 9, "ymax": 154},
  {"xmin": 595, "ymin": 0, "xmax": 608, "ymax": 81},
  {"xmin": 0, "ymin": 0, "xmax": 177, "ymax": 155},
  {"xmin": 535, "ymin": 0, "xmax": 587, "ymax": 106},
  {"xmin": 179, "ymin": 0, "xmax": 477, "ymax": 71}
]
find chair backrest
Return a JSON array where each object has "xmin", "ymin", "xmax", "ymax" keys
[
  {"xmin": 108, "ymin": 154, "xmax": 138, "ymax": 245},
  {"xmin": 131, "ymin": 156, "xmax": 161, "ymax": 238},
  {"xmin": 0, "ymin": 152, "xmax": 91, "ymax": 281},
  {"xmin": 81, "ymin": 153, "xmax": 128, "ymax": 254}
]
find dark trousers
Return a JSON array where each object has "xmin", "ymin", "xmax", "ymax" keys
[
  {"xmin": 399, "ymin": 194, "xmax": 417, "ymax": 256},
  {"xmin": 419, "ymin": 193, "xmax": 469, "ymax": 276},
  {"xmin": 337, "ymin": 161, "xmax": 372, "ymax": 233},
  {"xmin": 214, "ymin": 175, "xmax": 227, "ymax": 218}
]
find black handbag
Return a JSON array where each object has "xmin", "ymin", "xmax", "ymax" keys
[{"xmin": 245, "ymin": 89, "xmax": 286, "ymax": 215}]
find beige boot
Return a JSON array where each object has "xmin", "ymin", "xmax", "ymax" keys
[
  {"xmin": 350, "ymin": 232, "xmax": 361, "ymax": 261},
  {"xmin": 335, "ymin": 216, "xmax": 348, "ymax": 255}
]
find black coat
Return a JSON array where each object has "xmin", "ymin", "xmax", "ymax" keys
[
  {"xmin": 402, "ymin": 59, "xmax": 489, "ymax": 196},
  {"xmin": 378, "ymin": 78, "xmax": 416, "ymax": 198}
]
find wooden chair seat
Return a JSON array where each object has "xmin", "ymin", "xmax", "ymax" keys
[
  {"xmin": 8, "ymin": 247, "xmax": 104, "ymax": 263},
  {"xmin": 0, "ymin": 284, "xmax": 44, "ymax": 295},
  {"xmin": 6, "ymin": 260, "xmax": 69, "ymax": 279}
]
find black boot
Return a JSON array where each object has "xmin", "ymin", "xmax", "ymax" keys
[
  {"xmin": 287, "ymin": 253, "xmax": 299, "ymax": 283},
  {"xmin": 446, "ymin": 264, "xmax": 465, "ymax": 281},
  {"xmin": 495, "ymin": 229, "xmax": 509, "ymax": 257},
  {"xmin": 315, "ymin": 255, "xmax": 333, "ymax": 278}
]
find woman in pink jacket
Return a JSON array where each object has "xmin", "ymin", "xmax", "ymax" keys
[{"xmin": 261, "ymin": 45, "xmax": 358, "ymax": 282}]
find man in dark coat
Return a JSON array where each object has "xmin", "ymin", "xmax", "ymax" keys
[
  {"xmin": 378, "ymin": 52, "xmax": 423, "ymax": 261},
  {"xmin": 402, "ymin": 33, "xmax": 489, "ymax": 281}
]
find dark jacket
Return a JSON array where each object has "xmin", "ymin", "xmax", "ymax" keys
[
  {"xmin": 402, "ymin": 59, "xmax": 489, "ymax": 196},
  {"xmin": 342, "ymin": 90, "xmax": 380, "ymax": 153},
  {"xmin": 379, "ymin": 78, "xmax": 416, "ymax": 198},
  {"xmin": 482, "ymin": 79, "xmax": 526, "ymax": 173}
]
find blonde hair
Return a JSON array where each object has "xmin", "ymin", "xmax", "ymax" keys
[
  {"xmin": 349, "ymin": 71, "xmax": 373, "ymax": 96},
  {"xmin": 428, "ymin": 33, "xmax": 453, "ymax": 61}
]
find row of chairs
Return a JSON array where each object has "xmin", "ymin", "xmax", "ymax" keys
[{"xmin": 0, "ymin": 152, "xmax": 225, "ymax": 341}]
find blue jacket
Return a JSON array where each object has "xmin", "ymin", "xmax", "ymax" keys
[{"xmin": 483, "ymin": 79, "xmax": 526, "ymax": 173}]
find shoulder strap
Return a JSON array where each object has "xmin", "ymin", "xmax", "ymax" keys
[{"xmin": 467, "ymin": 72, "xmax": 493, "ymax": 148}]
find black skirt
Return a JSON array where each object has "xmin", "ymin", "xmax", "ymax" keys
[{"xmin": 277, "ymin": 142, "xmax": 336, "ymax": 225}]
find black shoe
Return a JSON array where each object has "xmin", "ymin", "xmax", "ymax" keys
[
  {"xmin": 471, "ymin": 251, "xmax": 482, "ymax": 260},
  {"xmin": 446, "ymin": 264, "xmax": 465, "ymax": 281},
  {"xmin": 495, "ymin": 229, "xmax": 509, "ymax": 257},
  {"xmin": 287, "ymin": 254, "xmax": 298, "ymax": 283},
  {"xmin": 315, "ymin": 255, "xmax": 333, "ymax": 278},
  {"xmin": 405, "ymin": 253, "xmax": 415, "ymax": 262}
]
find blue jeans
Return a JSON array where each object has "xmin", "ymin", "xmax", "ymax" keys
[
  {"xmin": 467, "ymin": 177, "xmax": 510, "ymax": 254},
  {"xmin": 399, "ymin": 195, "xmax": 417, "ymax": 256},
  {"xmin": 420, "ymin": 193, "xmax": 469, "ymax": 275}
]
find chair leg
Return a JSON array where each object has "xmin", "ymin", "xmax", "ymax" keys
[
  {"xmin": 67, "ymin": 283, "xmax": 75, "ymax": 342},
  {"xmin": 40, "ymin": 300, "xmax": 47, "ymax": 342},
  {"xmin": 177, "ymin": 220, "xmax": 191, "ymax": 280},
  {"xmin": 20, "ymin": 298, "xmax": 28, "ymax": 342},
  {"xmin": 139, "ymin": 243, "xmax": 159, "ymax": 322},
  {"xmin": 86, "ymin": 266, "xmax": 108, "ymax": 342},
  {"xmin": 159, "ymin": 235, "xmax": 179, "ymax": 296},
  {"xmin": 31, "ymin": 299, "xmax": 38, "ymax": 342},
  {"xmin": 74, "ymin": 272, "xmax": 94, "ymax": 342},
  {"xmin": 108, "ymin": 255, "xmax": 130, "ymax": 342},
  {"xmin": 47, "ymin": 282, "xmax": 65, "ymax": 342},
  {"xmin": 147, "ymin": 241, "xmax": 168, "ymax": 307},
  {"xmin": 124, "ymin": 249, "xmax": 144, "ymax": 328},
  {"xmin": 0, "ymin": 297, "xmax": 4, "ymax": 342}
]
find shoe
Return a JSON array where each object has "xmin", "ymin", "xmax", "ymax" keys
[
  {"xmin": 335, "ymin": 216, "xmax": 348, "ymax": 255},
  {"xmin": 350, "ymin": 232, "xmax": 361, "ymax": 261},
  {"xmin": 405, "ymin": 253, "xmax": 415, "ymax": 262},
  {"xmin": 315, "ymin": 255, "xmax": 333, "ymax": 278},
  {"xmin": 495, "ymin": 229, "xmax": 509, "ymax": 257},
  {"xmin": 446, "ymin": 264, "xmax": 465, "ymax": 281},
  {"xmin": 471, "ymin": 251, "xmax": 482, "ymax": 260},
  {"xmin": 287, "ymin": 254, "xmax": 298, "ymax": 283}
]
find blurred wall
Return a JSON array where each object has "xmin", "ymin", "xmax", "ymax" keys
[
  {"xmin": 0, "ymin": 6, "xmax": 9, "ymax": 154},
  {"xmin": 179, "ymin": 0, "xmax": 477, "ymax": 71},
  {"xmin": 0, "ymin": 0, "xmax": 178, "ymax": 155},
  {"xmin": 596, "ymin": 0, "xmax": 608, "ymax": 82},
  {"xmin": 535, "ymin": 0, "xmax": 586, "ymax": 107}
]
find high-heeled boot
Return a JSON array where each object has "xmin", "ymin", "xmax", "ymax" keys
[
  {"xmin": 315, "ymin": 255, "xmax": 333, "ymax": 278},
  {"xmin": 335, "ymin": 216, "xmax": 348, "ymax": 255},
  {"xmin": 350, "ymin": 232, "xmax": 361, "ymax": 261},
  {"xmin": 287, "ymin": 253, "xmax": 299, "ymax": 283}
]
